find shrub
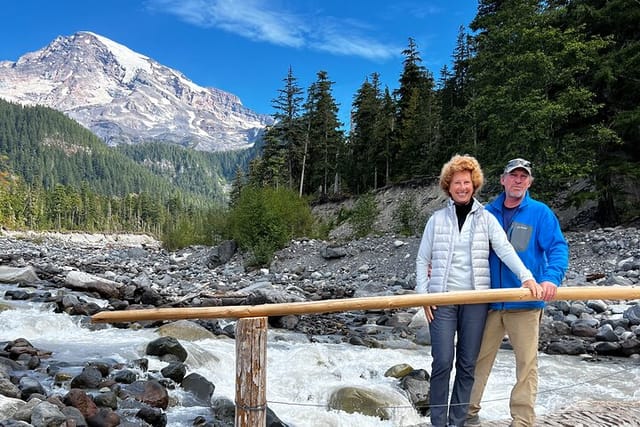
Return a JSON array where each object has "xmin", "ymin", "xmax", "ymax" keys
[
  {"xmin": 227, "ymin": 186, "xmax": 313, "ymax": 266},
  {"xmin": 392, "ymin": 195, "xmax": 421, "ymax": 236},
  {"xmin": 350, "ymin": 193, "xmax": 379, "ymax": 238},
  {"xmin": 162, "ymin": 210, "xmax": 220, "ymax": 251},
  {"xmin": 313, "ymin": 217, "xmax": 335, "ymax": 240},
  {"xmin": 163, "ymin": 218, "xmax": 201, "ymax": 251}
]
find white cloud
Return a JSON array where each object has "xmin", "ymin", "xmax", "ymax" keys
[
  {"xmin": 147, "ymin": 0, "xmax": 399, "ymax": 60},
  {"xmin": 309, "ymin": 20, "xmax": 398, "ymax": 61}
]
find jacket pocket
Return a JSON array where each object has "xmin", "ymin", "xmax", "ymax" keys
[{"xmin": 507, "ymin": 221, "xmax": 533, "ymax": 252}]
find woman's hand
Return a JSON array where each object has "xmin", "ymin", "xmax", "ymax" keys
[
  {"xmin": 423, "ymin": 305, "xmax": 437, "ymax": 322},
  {"xmin": 522, "ymin": 279, "xmax": 543, "ymax": 299}
]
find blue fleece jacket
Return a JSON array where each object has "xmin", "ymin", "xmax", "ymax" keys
[{"xmin": 486, "ymin": 191, "xmax": 569, "ymax": 310}]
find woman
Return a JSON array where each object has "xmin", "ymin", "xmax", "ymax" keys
[{"xmin": 415, "ymin": 154, "xmax": 541, "ymax": 427}]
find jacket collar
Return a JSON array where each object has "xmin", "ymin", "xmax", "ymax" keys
[
  {"xmin": 448, "ymin": 197, "xmax": 483, "ymax": 212},
  {"xmin": 491, "ymin": 190, "xmax": 531, "ymax": 211}
]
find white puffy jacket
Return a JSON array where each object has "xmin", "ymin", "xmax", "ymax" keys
[{"xmin": 415, "ymin": 198, "xmax": 533, "ymax": 294}]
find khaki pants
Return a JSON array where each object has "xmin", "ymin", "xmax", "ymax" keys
[{"xmin": 468, "ymin": 309, "xmax": 542, "ymax": 427}]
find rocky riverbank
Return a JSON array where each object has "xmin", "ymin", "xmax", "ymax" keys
[
  {"xmin": 1, "ymin": 226, "xmax": 640, "ymax": 425},
  {"xmin": 1, "ymin": 227, "xmax": 640, "ymax": 356}
]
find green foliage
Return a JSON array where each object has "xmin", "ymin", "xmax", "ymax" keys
[
  {"xmin": 227, "ymin": 186, "xmax": 313, "ymax": 266},
  {"xmin": 228, "ymin": 166, "xmax": 246, "ymax": 209},
  {"xmin": 391, "ymin": 195, "xmax": 422, "ymax": 236},
  {"xmin": 463, "ymin": 0, "xmax": 621, "ymax": 214},
  {"xmin": 0, "ymin": 98, "xmax": 241, "ymax": 245},
  {"xmin": 312, "ymin": 217, "xmax": 335, "ymax": 241},
  {"xmin": 162, "ymin": 215, "xmax": 203, "ymax": 251},
  {"xmin": 116, "ymin": 141, "xmax": 255, "ymax": 202},
  {"xmin": 336, "ymin": 207, "xmax": 351, "ymax": 224},
  {"xmin": 267, "ymin": 66, "xmax": 306, "ymax": 190},
  {"xmin": 350, "ymin": 193, "xmax": 379, "ymax": 238},
  {"xmin": 301, "ymin": 70, "xmax": 345, "ymax": 197},
  {"xmin": 0, "ymin": 99, "xmax": 225, "ymax": 209}
]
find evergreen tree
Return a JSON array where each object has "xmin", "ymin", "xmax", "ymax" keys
[
  {"xmin": 468, "ymin": 0, "xmax": 607, "ymax": 191},
  {"xmin": 301, "ymin": 71, "xmax": 345, "ymax": 197},
  {"xmin": 228, "ymin": 165, "xmax": 245, "ymax": 208},
  {"xmin": 257, "ymin": 128, "xmax": 288, "ymax": 188},
  {"xmin": 561, "ymin": 0, "xmax": 640, "ymax": 224},
  {"xmin": 263, "ymin": 66, "xmax": 305, "ymax": 190},
  {"xmin": 438, "ymin": 26, "xmax": 476, "ymax": 161},
  {"xmin": 348, "ymin": 73, "xmax": 384, "ymax": 192},
  {"xmin": 394, "ymin": 38, "xmax": 438, "ymax": 180},
  {"xmin": 377, "ymin": 88, "xmax": 397, "ymax": 187}
]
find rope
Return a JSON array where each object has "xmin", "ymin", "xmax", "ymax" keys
[
  {"xmin": 235, "ymin": 403, "xmax": 268, "ymax": 411},
  {"xmin": 263, "ymin": 364, "xmax": 638, "ymax": 411}
]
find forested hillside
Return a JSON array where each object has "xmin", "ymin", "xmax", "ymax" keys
[
  {"xmin": 0, "ymin": 99, "xmax": 248, "ymax": 236},
  {"xmin": 247, "ymin": 0, "xmax": 639, "ymax": 227},
  {"xmin": 115, "ymin": 141, "xmax": 256, "ymax": 200}
]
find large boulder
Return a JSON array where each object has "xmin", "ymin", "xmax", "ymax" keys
[
  {"xmin": 146, "ymin": 336, "xmax": 188, "ymax": 362},
  {"xmin": 327, "ymin": 386, "xmax": 394, "ymax": 420},
  {"xmin": 64, "ymin": 270, "xmax": 122, "ymax": 299},
  {"xmin": 156, "ymin": 320, "xmax": 216, "ymax": 341},
  {"xmin": 0, "ymin": 266, "xmax": 39, "ymax": 284}
]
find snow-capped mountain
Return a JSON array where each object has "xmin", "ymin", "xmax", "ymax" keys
[{"xmin": 0, "ymin": 31, "xmax": 273, "ymax": 151}]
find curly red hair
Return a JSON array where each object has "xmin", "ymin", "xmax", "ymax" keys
[{"xmin": 439, "ymin": 154, "xmax": 484, "ymax": 196}]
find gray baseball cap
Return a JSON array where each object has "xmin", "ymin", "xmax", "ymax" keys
[{"xmin": 504, "ymin": 158, "xmax": 532, "ymax": 175}]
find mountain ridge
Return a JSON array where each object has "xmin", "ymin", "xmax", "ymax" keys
[{"xmin": 0, "ymin": 31, "xmax": 274, "ymax": 151}]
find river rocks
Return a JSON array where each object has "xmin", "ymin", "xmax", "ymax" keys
[
  {"xmin": 0, "ymin": 267, "xmax": 38, "ymax": 284},
  {"xmin": 70, "ymin": 365, "xmax": 104, "ymax": 389},
  {"xmin": 0, "ymin": 335, "xmax": 253, "ymax": 427},
  {"xmin": 623, "ymin": 304, "xmax": 640, "ymax": 325},
  {"xmin": 399, "ymin": 369, "xmax": 430, "ymax": 415},
  {"xmin": 160, "ymin": 362, "xmax": 186, "ymax": 384},
  {"xmin": 17, "ymin": 378, "xmax": 45, "ymax": 401},
  {"xmin": 62, "ymin": 389, "xmax": 97, "ymax": 419},
  {"xmin": 0, "ymin": 396, "xmax": 27, "ymax": 423},
  {"xmin": 122, "ymin": 380, "xmax": 170, "ymax": 410},
  {"xmin": 156, "ymin": 320, "xmax": 217, "ymax": 341},
  {"xmin": 145, "ymin": 337, "xmax": 188, "ymax": 363},
  {"xmin": 546, "ymin": 338, "xmax": 588, "ymax": 355},
  {"xmin": 29, "ymin": 401, "xmax": 67, "ymax": 427},
  {"xmin": 64, "ymin": 270, "xmax": 123, "ymax": 300},
  {"xmin": 595, "ymin": 324, "xmax": 618, "ymax": 342},
  {"xmin": 328, "ymin": 386, "xmax": 395, "ymax": 420},
  {"xmin": 384, "ymin": 363, "xmax": 414, "ymax": 378},
  {"xmin": 206, "ymin": 240, "xmax": 237, "ymax": 268},
  {"xmin": 0, "ymin": 340, "xmax": 170, "ymax": 426},
  {"xmin": 181, "ymin": 373, "xmax": 215, "ymax": 406}
]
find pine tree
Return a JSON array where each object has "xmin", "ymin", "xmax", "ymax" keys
[
  {"xmin": 377, "ymin": 88, "xmax": 397, "ymax": 187},
  {"xmin": 438, "ymin": 26, "xmax": 476, "ymax": 162},
  {"xmin": 301, "ymin": 71, "xmax": 345, "ymax": 197},
  {"xmin": 394, "ymin": 38, "xmax": 438, "ymax": 180},
  {"xmin": 228, "ymin": 165, "xmax": 245, "ymax": 208},
  {"xmin": 348, "ymin": 73, "xmax": 383, "ymax": 192},
  {"xmin": 266, "ymin": 66, "xmax": 305, "ymax": 190},
  {"xmin": 561, "ymin": 0, "xmax": 640, "ymax": 224},
  {"xmin": 468, "ymin": 0, "xmax": 607, "ymax": 188}
]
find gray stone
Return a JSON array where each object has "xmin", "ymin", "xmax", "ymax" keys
[{"xmin": 0, "ymin": 266, "xmax": 38, "ymax": 284}]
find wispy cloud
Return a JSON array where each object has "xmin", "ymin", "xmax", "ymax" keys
[
  {"xmin": 387, "ymin": 2, "xmax": 443, "ymax": 19},
  {"xmin": 146, "ymin": 0, "xmax": 399, "ymax": 60}
]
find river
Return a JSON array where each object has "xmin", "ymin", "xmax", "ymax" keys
[{"xmin": 1, "ymin": 299, "xmax": 639, "ymax": 426}]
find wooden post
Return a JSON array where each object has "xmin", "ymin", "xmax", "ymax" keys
[{"xmin": 235, "ymin": 317, "xmax": 267, "ymax": 427}]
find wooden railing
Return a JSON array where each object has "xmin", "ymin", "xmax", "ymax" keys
[{"xmin": 92, "ymin": 286, "xmax": 640, "ymax": 426}]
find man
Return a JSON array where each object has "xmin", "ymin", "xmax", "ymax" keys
[{"xmin": 466, "ymin": 158, "xmax": 569, "ymax": 427}]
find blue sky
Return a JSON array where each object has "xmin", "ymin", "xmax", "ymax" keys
[{"xmin": 1, "ymin": 0, "xmax": 478, "ymax": 126}]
